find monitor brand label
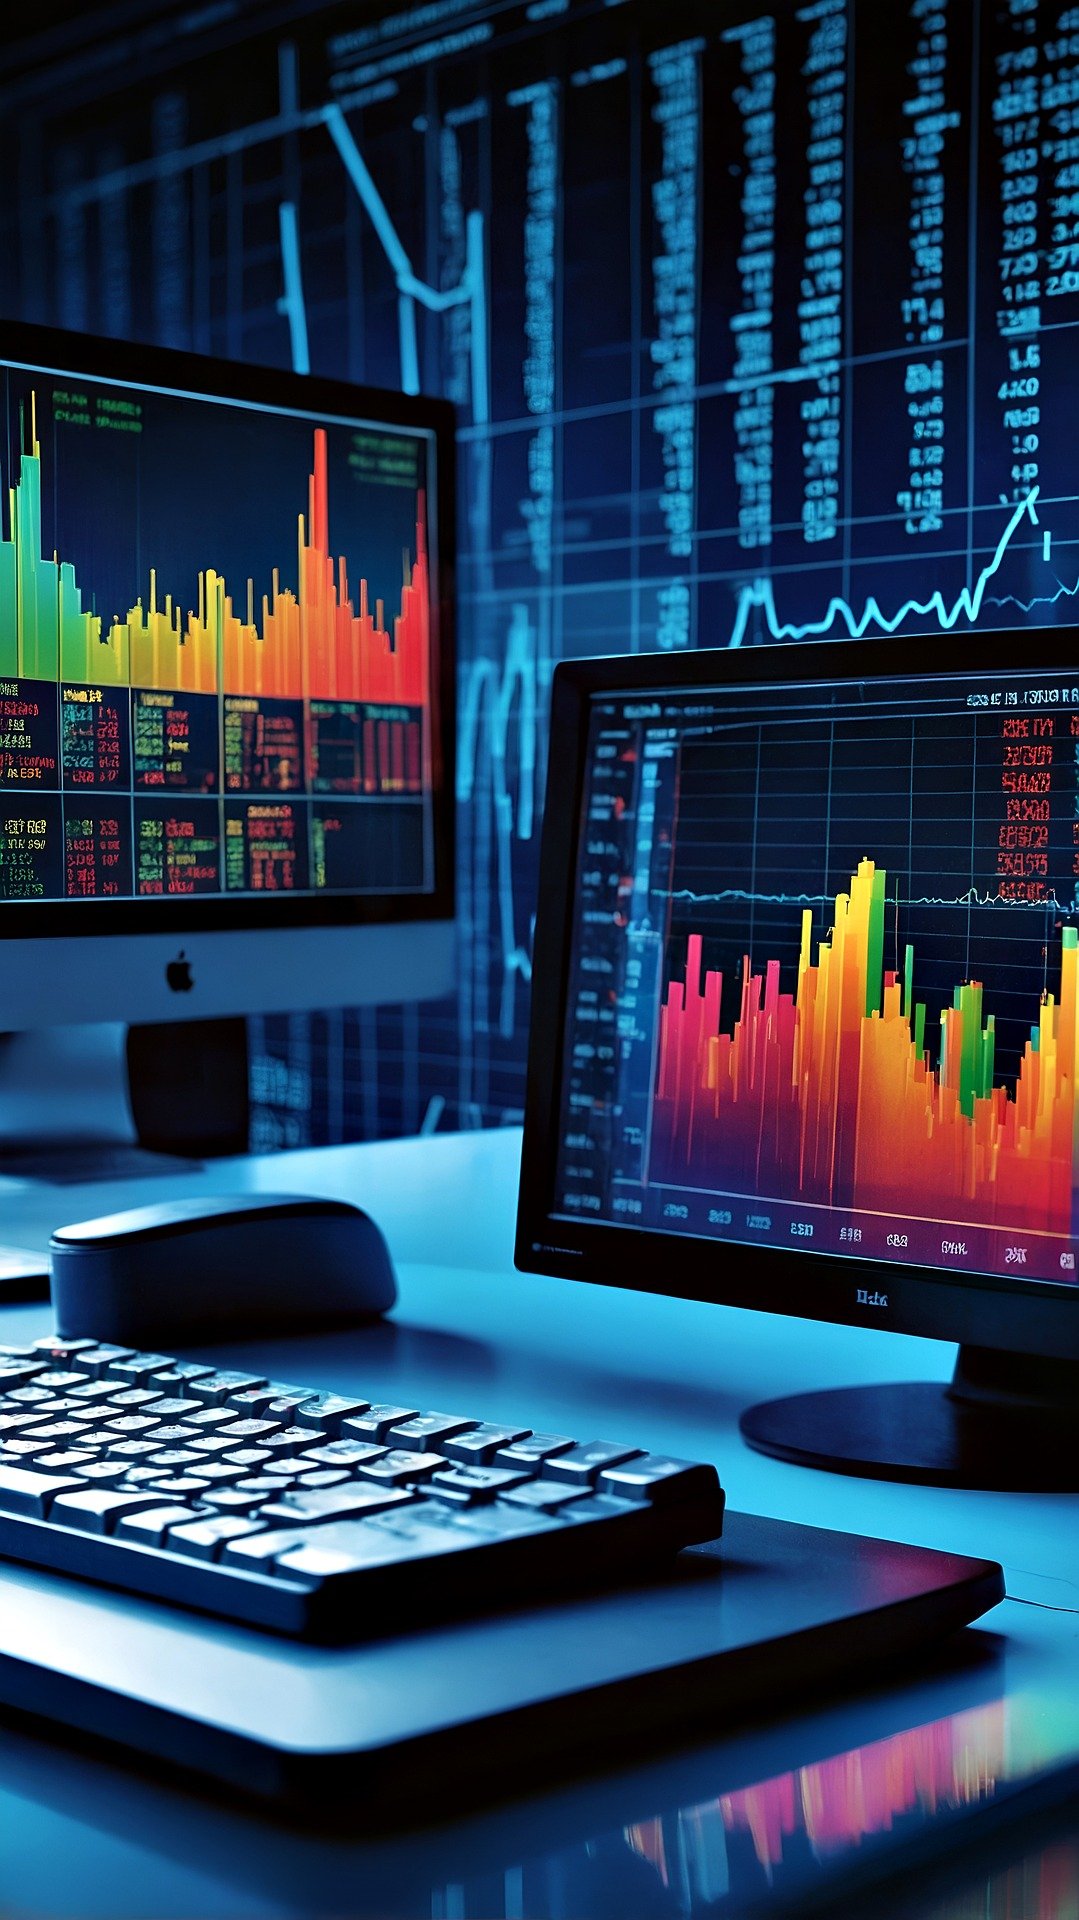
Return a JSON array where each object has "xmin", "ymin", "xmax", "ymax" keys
[{"xmin": 856, "ymin": 1288, "xmax": 889, "ymax": 1308}]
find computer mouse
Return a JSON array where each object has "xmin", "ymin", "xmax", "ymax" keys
[{"xmin": 49, "ymin": 1193, "xmax": 397, "ymax": 1346}]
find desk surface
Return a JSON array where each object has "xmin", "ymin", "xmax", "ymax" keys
[{"xmin": 2, "ymin": 1129, "xmax": 1079, "ymax": 1918}]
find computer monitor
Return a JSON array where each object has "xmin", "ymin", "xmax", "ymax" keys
[
  {"xmin": 0, "ymin": 322, "xmax": 454, "ymax": 1151},
  {"xmin": 517, "ymin": 633, "xmax": 1079, "ymax": 1491}
]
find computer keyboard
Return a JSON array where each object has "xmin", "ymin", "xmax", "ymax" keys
[{"xmin": 0, "ymin": 1337, "xmax": 726, "ymax": 1640}]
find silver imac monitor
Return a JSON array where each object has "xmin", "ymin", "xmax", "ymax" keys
[{"xmin": 0, "ymin": 323, "xmax": 455, "ymax": 1152}]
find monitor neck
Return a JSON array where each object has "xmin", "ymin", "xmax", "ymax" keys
[{"xmin": 0, "ymin": 1018, "xmax": 248, "ymax": 1175}]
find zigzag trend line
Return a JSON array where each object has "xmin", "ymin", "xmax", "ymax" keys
[
  {"xmin": 458, "ymin": 602, "xmax": 544, "ymax": 1034},
  {"xmin": 728, "ymin": 489, "xmax": 1041, "ymax": 645},
  {"xmin": 322, "ymin": 104, "xmax": 488, "ymax": 424}
]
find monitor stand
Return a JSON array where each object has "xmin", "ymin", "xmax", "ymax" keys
[
  {"xmin": 0, "ymin": 1019, "xmax": 249, "ymax": 1179},
  {"xmin": 740, "ymin": 1344, "xmax": 1079, "ymax": 1490}
]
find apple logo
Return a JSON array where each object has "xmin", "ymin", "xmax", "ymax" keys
[{"xmin": 166, "ymin": 951, "xmax": 194, "ymax": 993}]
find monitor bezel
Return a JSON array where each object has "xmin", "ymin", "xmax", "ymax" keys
[
  {"xmin": 516, "ymin": 628, "xmax": 1079, "ymax": 1363},
  {"xmin": 0, "ymin": 319, "xmax": 455, "ymax": 937}
]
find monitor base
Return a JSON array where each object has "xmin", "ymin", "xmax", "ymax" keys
[
  {"xmin": 0, "ymin": 1019, "xmax": 248, "ymax": 1171},
  {"xmin": 740, "ymin": 1344, "xmax": 1079, "ymax": 1490}
]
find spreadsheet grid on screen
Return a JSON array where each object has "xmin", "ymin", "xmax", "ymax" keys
[
  {"xmin": 7, "ymin": 0, "xmax": 1079, "ymax": 1140},
  {"xmin": 0, "ymin": 359, "xmax": 439, "ymax": 910}
]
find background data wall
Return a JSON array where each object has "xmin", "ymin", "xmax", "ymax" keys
[{"xmin": 2, "ymin": 0, "xmax": 1076, "ymax": 1145}]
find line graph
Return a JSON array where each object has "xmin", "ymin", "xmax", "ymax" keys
[
  {"xmin": 728, "ymin": 489, "xmax": 1043, "ymax": 646},
  {"xmin": 321, "ymin": 105, "xmax": 489, "ymax": 424},
  {"xmin": 668, "ymin": 888, "xmax": 1070, "ymax": 910}
]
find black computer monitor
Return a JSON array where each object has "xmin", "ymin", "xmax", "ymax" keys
[
  {"xmin": 0, "ymin": 322, "xmax": 455, "ymax": 1153},
  {"xmin": 517, "ymin": 634, "xmax": 1079, "ymax": 1490}
]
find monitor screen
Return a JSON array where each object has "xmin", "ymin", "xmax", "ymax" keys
[
  {"xmin": 0, "ymin": 329, "xmax": 451, "ymax": 932},
  {"xmin": 521, "ymin": 640, "xmax": 1079, "ymax": 1336}
]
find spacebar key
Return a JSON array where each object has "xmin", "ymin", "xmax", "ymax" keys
[{"xmin": 0, "ymin": 1465, "xmax": 88, "ymax": 1516}]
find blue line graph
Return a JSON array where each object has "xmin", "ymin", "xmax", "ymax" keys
[
  {"xmin": 728, "ymin": 489, "xmax": 1043, "ymax": 646},
  {"xmin": 669, "ymin": 888, "xmax": 1067, "ymax": 910},
  {"xmin": 458, "ymin": 601, "xmax": 542, "ymax": 1037},
  {"xmin": 277, "ymin": 201, "xmax": 310, "ymax": 376},
  {"xmin": 321, "ymin": 105, "xmax": 489, "ymax": 423}
]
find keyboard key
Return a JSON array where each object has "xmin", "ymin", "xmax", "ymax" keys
[
  {"xmin": 596, "ymin": 1455, "xmax": 721, "ymax": 1504},
  {"xmin": 224, "ymin": 1386, "xmax": 279, "ymax": 1415},
  {"xmin": 49, "ymin": 1488, "xmax": 168, "ymax": 1533},
  {"xmin": 356, "ymin": 1449, "xmax": 444, "ymax": 1485},
  {"xmin": 166, "ymin": 1515, "xmax": 267, "ymax": 1560},
  {"xmin": 182, "ymin": 1406, "xmax": 240, "ymax": 1430},
  {"xmin": 220, "ymin": 1419, "xmax": 279, "ymax": 1442},
  {"xmin": 301, "ymin": 1441, "xmax": 386, "ymax": 1469},
  {"xmin": 114, "ymin": 1505, "xmax": 201, "ymax": 1545},
  {"xmin": 198, "ymin": 1488, "xmax": 268, "ymax": 1514},
  {"xmin": 493, "ymin": 1434, "xmax": 576, "ymax": 1468},
  {"xmin": 67, "ymin": 1381, "xmax": 122, "ymax": 1402},
  {"xmin": 386, "ymin": 1413, "xmax": 477, "ymax": 1448},
  {"xmin": 69, "ymin": 1346, "xmax": 134, "ymax": 1378},
  {"xmin": 437, "ymin": 1424, "xmax": 531, "ymax": 1463},
  {"xmin": 278, "ymin": 1393, "xmax": 369, "ymax": 1435},
  {"xmin": 108, "ymin": 1388, "xmax": 167, "ymax": 1409},
  {"xmin": 106, "ymin": 1355, "xmax": 175, "ymax": 1384},
  {"xmin": 144, "ymin": 1423, "xmax": 201, "ymax": 1445},
  {"xmin": 27, "ymin": 1420, "xmax": 96, "ymax": 1444},
  {"xmin": 257, "ymin": 1431, "xmax": 325, "ymax": 1458},
  {"xmin": 192, "ymin": 1461, "xmax": 248, "ymax": 1485},
  {"xmin": 274, "ymin": 1511, "xmax": 483, "ymax": 1578},
  {"xmin": 0, "ymin": 1364, "xmax": 46, "ymax": 1390},
  {"xmin": 183, "ymin": 1371, "xmax": 267, "ymax": 1406},
  {"xmin": 429, "ymin": 1464, "xmax": 531, "ymax": 1502},
  {"xmin": 188, "ymin": 1435, "xmax": 241, "ymax": 1457},
  {"xmin": 4, "ymin": 1386, "xmax": 53, "ymax": 1405},
  {"xmin": 542, "ymin": 1442, "xmax": 644, "ymax": 1486},
  {"xmin": 0, "ymin": 1464, "xmax": 87, "ymax": 1515},
  {"xmin": 34, "ymin": 1371, "xmax": 88, "ymax": 1392},
  {"xmin": 31, "ymin": 1338, "xmax": 100, "ymax": 1361},
  {"xmin": 66, "ymin": 1461, "xmax": 129, "ymax": 1485},
  {"xmin": 296, "ymin": 1468, "xmax": 350, "ymax": 1488},
  {"xmin": 221, "ymin": 1526, "xmax": 324, "ymax": 1568},
  {"xmin": 34, "ymin": 1450, "xmax": 98, "ymax": 1474},
  {"xmin": 341, "ymin": 1405, "xmax": 418, "ymax": 1441},
  {"xmin": 259, "ymin": 1484, "xmax": 414, "ymax": 1527},
  {"xmin": 147, "ymin": 1365, "xmax": 215, "ymax": 1391},
  {"xmin": 222, "ymin": 1447, "xmax": 272, "ymax": 1470},
  {"xmin": 149, "ymin": 1448, "xmax": 203, "ymax": 1469},
  {"xmin": 0, "ymin": 1411, "xmax": 53, "ymax": 1436},
  {"xmin": 223, "ymin": 1502, "xmax": 458, "ymax": 1573},
  {"xmin": 146, "ymin": 1475, "xmax": 210, "ymax": 1498},
  {"xmin": 1, "ymin": 1437, "xmax": 55, "ymax": 1459},
  {"xmin": 499, "ymin": 1481, "xmax": 593, "ymax": 1511},
  {"xmin": 263, "ymin": 1391, "xmax": 320, "ymax": 1421},
  {"xmin": 104, "ymin": 1414, "xmax": 163, "ymax": 1436},
  {"xmin": 106, "ymin": 1439, "xmax": 169, "ymax": 1462}
]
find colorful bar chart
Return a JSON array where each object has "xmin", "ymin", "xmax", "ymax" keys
[
  {"xmin": 652, "ymin": 859, "xmax": 1078, "ymax": 1235},
  {"xmin": 0, "ymin": 406, "xmax": 429, "ymax": 707}
]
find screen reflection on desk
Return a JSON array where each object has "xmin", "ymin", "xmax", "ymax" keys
[
  {"xmin": 626, "ymin": 1702, "xmax": 1005, "ymax": 1909},
  {"xmin": 429, "ymin": 1697, "xmax": 1063, "ymax": 1919}
]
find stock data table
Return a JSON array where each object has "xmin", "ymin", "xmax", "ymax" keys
[{"xmin": 3, "ymin": 1128, "xmax": 1079, "ymax": 1918}]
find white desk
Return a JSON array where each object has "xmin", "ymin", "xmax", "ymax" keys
[{"xmin": 2, "ymin": 1129, "xmax": 1078, "ymax": 1918}]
